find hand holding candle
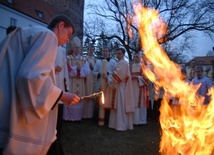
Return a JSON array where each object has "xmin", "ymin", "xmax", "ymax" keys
[{"xmin": 60, "ymin": 92, "xmax": 80, "ymax": 105}]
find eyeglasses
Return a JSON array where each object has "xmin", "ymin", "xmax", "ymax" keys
[{"xmin": 65, "ymin": 27, "xmax": 73, "ymax": 38}]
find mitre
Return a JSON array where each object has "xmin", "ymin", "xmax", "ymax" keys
[{"xmin": 71, "ymin": 36, "xmax": 81, "ymax": 48}]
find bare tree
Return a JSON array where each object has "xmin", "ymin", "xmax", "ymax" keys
[{"xmin": 84, "ymin": 0, "xmax": 214, "ymax": 63}]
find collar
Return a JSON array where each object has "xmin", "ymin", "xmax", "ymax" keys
[{"xmin": 101, "ymin": 57, "xmax": 111, "ymax": 62}]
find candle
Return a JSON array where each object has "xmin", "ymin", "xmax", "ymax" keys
[
  {"xmin": 101, "ymin": 91, "xmax": 104, "ymax": 104},
  {"xmin": 99, "ymin": 59, "xmax": 107, "ymax": 126},
  {"xmin": 101, "ymin": 59, "xmax": 107, "ymax": 89}
]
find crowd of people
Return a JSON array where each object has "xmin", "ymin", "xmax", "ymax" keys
[{"xmin": 0, "ymin": 14, "xmax": 213, "ymax": 155}]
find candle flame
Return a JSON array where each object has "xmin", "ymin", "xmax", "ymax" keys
[
  {"xmin": 133, "ymin": 3, "xmax": 214, "ymax": 155},
  {"xmin": 101, "ymin": 91, "xmax": 104, "ymax": 104}
]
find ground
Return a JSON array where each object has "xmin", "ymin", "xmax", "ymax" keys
[{"xmin": 61, "ymin": 108, "xmax": 161, "ymax": 155}]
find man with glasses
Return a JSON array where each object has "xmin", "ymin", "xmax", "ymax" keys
[{"xmin": 0, "ymin": 14, "xmax": 80, "ymax": 155}]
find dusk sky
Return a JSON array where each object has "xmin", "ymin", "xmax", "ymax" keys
[
  {"xmin": 84, "ymin": 0, "xmax": 214, "ymax": 59},
  {"xmin": 194, "ymin": 32, "xmax": 214, "ymax": 57}
]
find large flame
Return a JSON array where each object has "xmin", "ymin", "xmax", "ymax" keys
[{"xmin": 133, "ymin": 3, "xmax": 214, "ymax": 155}]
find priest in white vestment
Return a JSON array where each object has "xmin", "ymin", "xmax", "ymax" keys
[
  {"xmin": 192, "ymin": 65, "xmax": 212, "ymax": 105},
  {"xmin": 93, "ymin": 47, "xmax": 117, "ymax": 93},
  {"xmin": 131, "ymin": 52, "xmax": 149, "ymax": 125},
  {"xmin": 0, "ymin": 15, "xmax": 80, "ymax": 155},
  {"xmin": 82, "ymin": 45, "xmax": 97, "ymax": 119},
  {"xmin": 93, "ymin": 47, "xmax": 117, "ymax": 124},
  {"xmin": 63, "ymin": 36, "xmax": 90, "ymax": 121},
  {"xmin": 107, "ymin": 48, "xmax": 135, "ymax": 131}
]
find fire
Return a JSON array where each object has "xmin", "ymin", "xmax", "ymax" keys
[
  {"xmin": 101, "ymin": 91, "xmax": 105, "ymax": 104},
  {"xmin": 133, "ymin": 3, "xmax": 214, "ymax": 155}
]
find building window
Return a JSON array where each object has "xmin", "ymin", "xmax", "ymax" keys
[
  {"xmin": 10, "ymin": 18, "xmax": 17, "ymax": 26},
  {"xmin": 198, "ymin": 60, "xmax": 204, "ymax": 65},
  {"xmin": 7, "ymin": 0, "xmax": 13, "ymax": 3},
  {"xmin": 35, "ymin": 10, "xmax": 43, "ymax": 18}
]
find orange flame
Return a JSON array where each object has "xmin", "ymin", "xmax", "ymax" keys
[{"xmin": 133, "ymin": 3, "xmax": 214, "ymax": 155}]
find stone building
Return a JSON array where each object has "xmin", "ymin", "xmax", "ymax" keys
[
  {"xmin": 44, "ymin": 0, "xmax": 85, "ymax": 43},
  {"xmin": 0, "ymin": 0, "xmax": 85, "ymax": 50},
  {"xmin": 0, "ymin": 0, "xmax": 55, "ymax": 41}
]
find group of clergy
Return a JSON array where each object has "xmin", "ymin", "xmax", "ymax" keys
[{"xmin": 59, "ymin": 37, "xmax": 151, "ymax": 131}]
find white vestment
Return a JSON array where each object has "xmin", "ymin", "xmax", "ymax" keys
[
  {"xmin": 93, "ymin": 58, "xmax": 117, "ymax": 125},
  {"xmin": 55, "ymin": 46, "xmax": 70, "ymax": 95},
  {"xmin": 63, "ymin": 54, "xmax": 90, "ymax": 121},
  {"xmin": 107, "ymin": 59, "xmax": 135, "ymax": 131},
  {"xmin": 192, "ymin": 75, "xmax": 212, "ymax": 105},
  {"xmin": 82, "ymin": 56, "xmax": 97, "ymax": 118},
  {"xmin": 131, "ymin": 62, "xmax": 148, "ymax": 125},
  {"xmin": 93, "ymin": 58, "xmax": 117, "ymax": 92},
  {"xmin": 0, "ymin": 26, "xmax": 62, "ymax": 155}
]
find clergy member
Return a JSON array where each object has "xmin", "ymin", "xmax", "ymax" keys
[
  {"xmin": 47, "ymin": 45, "xmax": 70, "ymax": 155},
  {"xmin": 131, "ymin": 52, "xmax": 149, "ymax": 125},
  {"xmin": 63, "ymin": 36, "xmax": 90, "ymax": 121},
  {"xmin": 82, "ymin": 45, "xmax": 97, "ymax": 119},
  {"xmin": 107, "ymin": 48, "xmax": 135, "ymax": 131},
  {"xmin": 93, "ymin": 47, "xmax": 117, "ymax": 125},
  {"xmin": 0, "ymin": 14, "xmax": 80, "ymax": 155}
]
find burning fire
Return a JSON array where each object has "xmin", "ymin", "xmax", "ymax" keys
[{"xmin": 133, "ymin": 3, "xmax": 214, "ymax": 155}]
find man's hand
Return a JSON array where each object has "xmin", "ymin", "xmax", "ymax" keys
[
  {"xmin": 55, "ymin": 65, "xmax": 62, "ymax": 73},
  {"xmin": 60, "ymin": 92, "xmax": 80, "ymax": 105}
]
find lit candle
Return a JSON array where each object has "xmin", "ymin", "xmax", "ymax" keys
[
  {"xmin": 98, "ymin": 94, "xmax": 105, "ymax": 125},
  {"xmin": 101, "ymin": 91, "xmax": 104, "ymax": 104},
  {"xmin": 99, "ymin": 59, "xmax": 107, "ymax": 126},
  {"xmin": 101, "ymin": 59, "xmax": 107, "ymax": 88}
]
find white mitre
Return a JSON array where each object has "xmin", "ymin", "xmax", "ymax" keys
[{"xmin": 71, "ymin": 36, "xmax": 81, "ymax": 48}]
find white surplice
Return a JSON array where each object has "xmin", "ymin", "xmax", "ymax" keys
[
  {"xmin": 131, "ymin": 62, "xmax": 148, "ymax": 125},
  {"xmin": 55, "ymin": 46, "xmax": 70, "ymax": 95},
  {"xmin": 63, "ymin": 54, "xmax": 90, "ymax": 121},
  {"xmin": 93, "ymin": 58, "xmax": 117, "ymax": 125},
  {"xmin": 82, "ymin": 56, "xmax": 97, "ymax": 118},
  {"xmin": 192, "ymin": 75, "xmax": 212, "ymax": 105},
  {"xmin": 0, "ymin": 26, "xmax": 62, "ymax": 155},
  {"xmin": 107, "ymin": 59, "xmax": 135, "ymax": 131},
  {"xmin": 93, "ymin": 58, "xmax": 117, "ymax": 92}
]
